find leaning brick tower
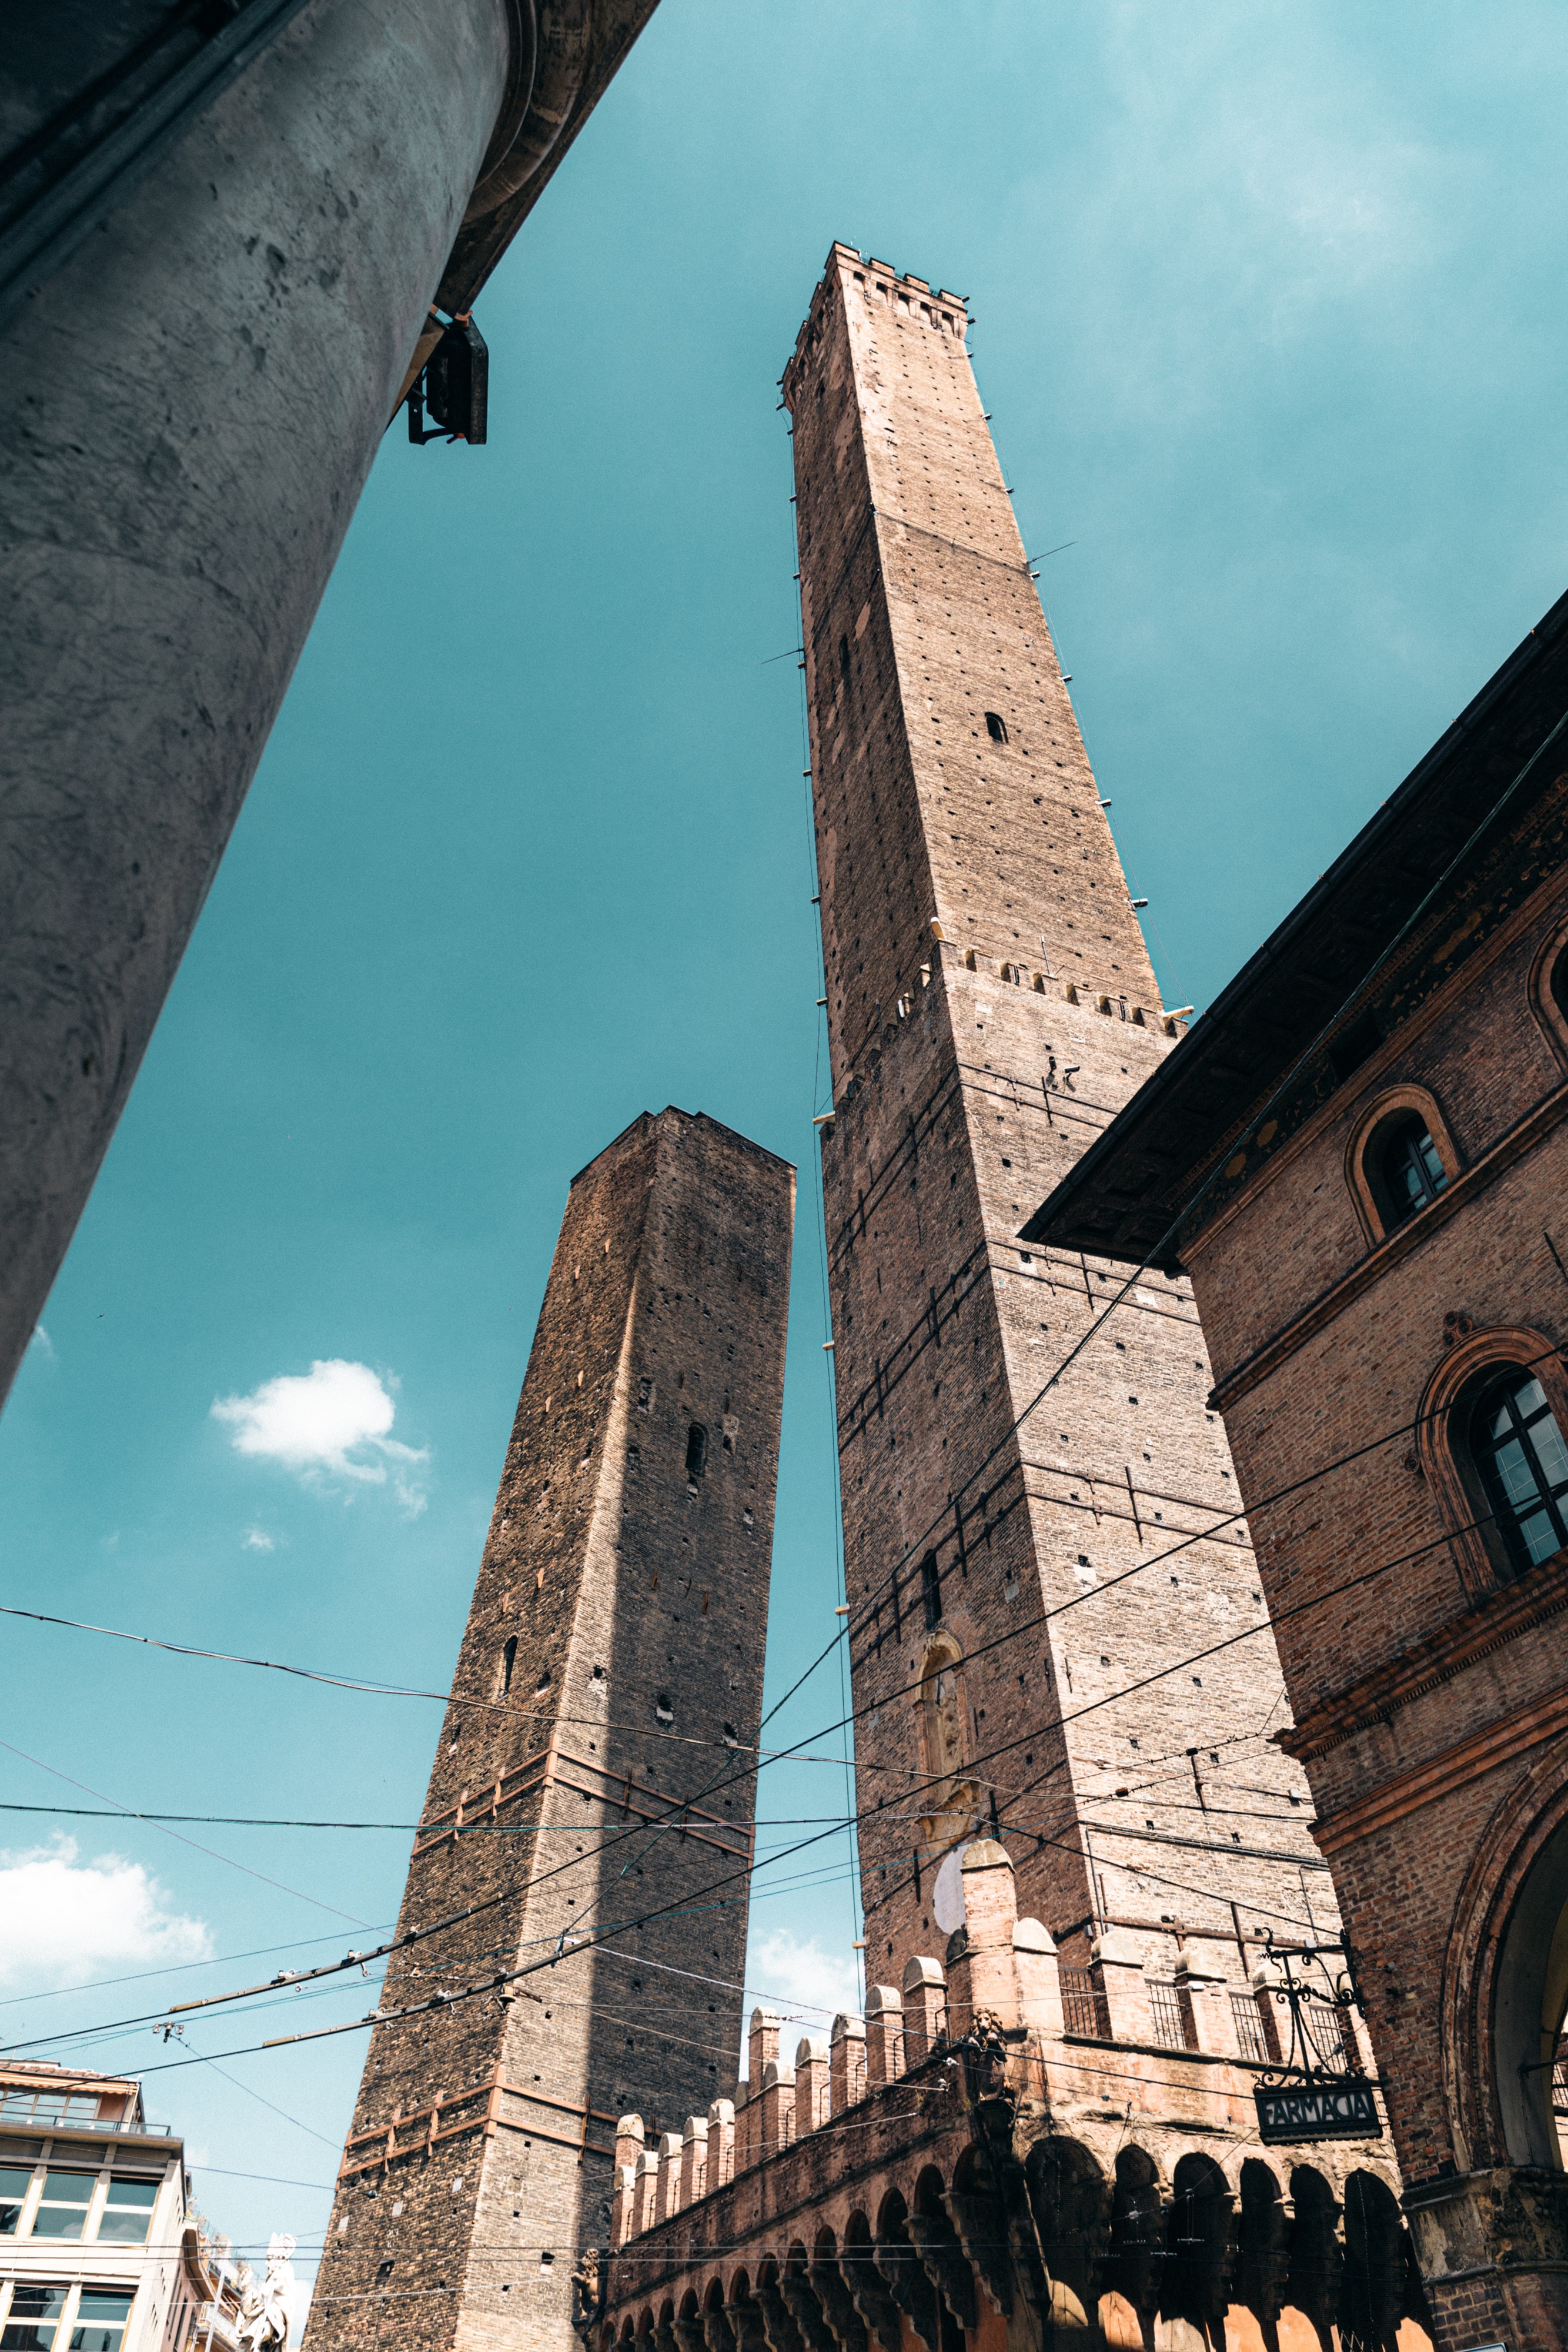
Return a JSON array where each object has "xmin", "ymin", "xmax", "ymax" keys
[
  {"xmin": 308, "ymin": 1109, "xmax": 793, "ymax": 2352},
  {"xmin": 782, "ymin": 248, "xmax": 1335, "ymax": 1999}
]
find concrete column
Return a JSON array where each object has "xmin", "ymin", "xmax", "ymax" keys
[
  {"xmin": 864, "ymin": 1986, "xmax": 904, "ymax": 2088},
  {"xmin": 0, "ymin": 0, "xmax": 516, "ymax": 1402},
  {"xmin": 794, "ymin": 2035, "xmax": 830, "ymax": 2131},
  {"xmin": 901, "ymin": 1956, "xmax": 946, "ymax": 2060},
  {"xmin": 829, "ymin": 2012, "xmax": 865, "ymax": 2112}
]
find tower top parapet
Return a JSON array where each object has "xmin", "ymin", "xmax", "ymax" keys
[{"xmin": 781, "ymin": 242, "xmax": 968, "ymax": 406}]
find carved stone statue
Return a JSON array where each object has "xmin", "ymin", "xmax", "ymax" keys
[
  {"xmin": 236, "ymin": 2234, "xmax": 296, "ymax": 2352},
  {"xmin": 571, "ymin": 2245, "xmax": 602, "ymax": 2333}
]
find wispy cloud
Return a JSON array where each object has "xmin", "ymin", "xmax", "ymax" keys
[
  {"xmin": 0, "ymin": 1838, "xmax": 211, "ymax": 1990},
  {"xmin": 242, "ymin": 1528, "xmax": 276, "ymax": 1553},
  {"xmin": 738, "ymin": 1927, "xmax": 862, "ymax": 2073},
  {"xmin": 212, "ymin": 1359, "xmax": 429, "ymax": 1516},
  {"xmin": 29, "ymin": 1326, "xmax": 54, "ymax": 1362}
]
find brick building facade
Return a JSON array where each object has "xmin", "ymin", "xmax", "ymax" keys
[
  {"xmin": 1026, "ymin": 587, "xmax": 1568, "ymax": 2350},
  {"xmin": 307, "ymin": 1109, "xmax": 793, "ymax": 2352},
  {"xmin": 591, "ymin": 249, "xmax": 1429, "ymax": 2351}
]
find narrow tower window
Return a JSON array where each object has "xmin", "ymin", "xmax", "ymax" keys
[
  {"xmin": 686, "ymin": 1424, "xmax": 708, "ymax": 1481},
  {"xmin": 838, "ymin": 635, "xmax": 851, "ymax": 690},
  {"xmin": 984, "ymin": 711, "xmax": 1008, "ymax": 744},
  {"xmin": 1470, "ymin": 1372, "xmax": 1568, "ymax": 1576},
  {"xmin": 920, "ymin": 1552, "xmax": 942, "ymax": 1630},
  {"xmin": 499, "ymin": 1636, "xmax": 517, "ymax": 1698}
]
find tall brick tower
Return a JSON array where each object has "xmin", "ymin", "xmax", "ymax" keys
[
  {"xmin": 782, "ymin": 249, "xmax": 1335, "ymax": 1994},
  {"xmin": 309, "ymin": 1110, "xmax": 793, "ymax": 2352}
]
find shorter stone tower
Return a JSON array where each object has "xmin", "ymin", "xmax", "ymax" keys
[{"xmin": 309, "ymin": 1109, "xmax": 794, "ymax": 2352}]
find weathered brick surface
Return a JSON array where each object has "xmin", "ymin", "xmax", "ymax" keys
[
  {"xmin": 1144, "ymin": 750, "xmax": 1568, "ymax": 2341},
  {"xmin": 307, "ymin": 1110, "xmax": 793, "ymax": 2352},
  {"xmin": 786, "ymin": 244, "xmax": 1333, "ymax": 1997}
]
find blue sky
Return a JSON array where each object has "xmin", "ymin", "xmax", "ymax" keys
[{"xmin": 4, "ymin": 0, "xmax": 1568, "ymax": 2305}]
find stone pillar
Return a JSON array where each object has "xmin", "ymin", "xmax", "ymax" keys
[
  {"xmin": 1175, "ymin": 1953, "xmax": 1235, "ymax": 2057},
  {"xmin": 655, "ymin": 2130, "xmax": 683, "ymax": 2223},
  {"xmin": 1013, "ymin": 1917, "xmax": 1065, "ymax": 2039},
  {"xmin": 1091, "ymin": 1929, "xmax": 1154, "ymax": 2045},
  {"xmin": 759, "ymin": 2060, "xmax": 796, "ymax": 2157},
  {"xmin": 707, "ymin": 2098, "xmax": 736, "ymax": 2189},
  {"xmin": 678, "ymin": 2116, "xmax": 709, "ymax": 2209},
  {"xmin": 865, "ymin": 1986, "xmax": 905, "ymax": 2087},
  {"xmin": 611, "ymin": 2165, "xmax": 637, "ymax": 2247},
  {"xmin": 901, "ymin": 1957, "xmax": 947, "ymax": 2061},
  {"xmin": 749, "ymin": 2006, "xmax": 783, "ymax": 2082},
  {"xmin": 946, "ymin": 1842, "xmax": 1019, "ymax": 2035},
  {"xmin": 830, "ymin": 2013, "xmax": 867, "ymax": 2111},
  {"xmin": 633, "ymin": 2149, "xmax": 660, "ymax": 2236},
  {"xmin": 615, "ymin": 2114, "xmax": 646, "ymax": 2174},
  {"xmin": 795, "ymin": 2036, "xmax": 831, "ymax": 2132}
]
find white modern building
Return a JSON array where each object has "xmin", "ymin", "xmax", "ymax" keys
[{"xmin": 0, "ymin": 2064, "xmax": 195, "ymax": 2352}]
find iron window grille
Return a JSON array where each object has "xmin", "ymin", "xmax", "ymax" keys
[
  {"xmin": 1230, "ymin": 1992, "xmax": 1268, "ymax": 2064},
  {"xmin": 1058, "ymin": 1967, "xmax": 1108, "ymax": 2040}
]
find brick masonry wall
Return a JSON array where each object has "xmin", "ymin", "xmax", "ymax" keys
[
  {"xmin": 1174, "ymin": 863, "xmax": 1568, "ymax": 2333},
  {"xmin": 307, "ymin": 1110, "xmax": 793, "ymax": 2352},
  {"xmin": 781, "ymin": 247, "xmax": 1336, "ymax": 2010}
]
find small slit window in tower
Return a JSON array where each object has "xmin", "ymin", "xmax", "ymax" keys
[
  {"xmin": 985, "ymin": 711, "xmax": 1008, "ymax": 744},
  {"xmin": 686, "ymin": 1424, "xmax": 708, "ymax": 1481},
  {"xmin": 500, "ymin": 1636, "xmax": 517, "ymax": 1698},
  {"xmin": 839, "ymin": 635, "xmax": 851, "ymax": 689},
  {"xmin": 920, "ymin": 1551, "xmax": 942, "ymax": 1630}
]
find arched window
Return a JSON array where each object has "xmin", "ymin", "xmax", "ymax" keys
[
  {"xmin": 1370, "ymin": 1110, "xmax": 1448, "ymax": 1230},
  {"xmin": 686, "ymin": 1424, "xmax": 707, "ymax": 1481},
  {"xmin": 1470, "ymin": 1371, "xmax": 1568, "ymax": 1575},
  {"xmin": 984, "ymin": 711, "xmax": 1008, "ymax": 744}
]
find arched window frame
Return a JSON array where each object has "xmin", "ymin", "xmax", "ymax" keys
[
  {"xmin": 916, "ymin": 1631, "xmax": 979, "ymax": 1855},
  {"xmin": 1526, "ymin": 908, "xmax": 1568, "ymax": 1072},
  {"xmin": 1345, "ymin": 1083, "xmax": 1462, "ymax": 1248},
  {"xmin": 1416, "ymin": 1324, "xmax": 1568, "ymax": 1599}
]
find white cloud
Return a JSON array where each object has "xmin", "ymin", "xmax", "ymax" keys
[
  {"xmin": 0, "ymin": 1838, "xmax": 211, "ymax": 1990},
  {"xmin": 242, "ymin": 1528, "xmax": 276, "ymax": 1553},
  {"xmin": 29, "ymin": 1326, "xmax": 54, "ymax": 1362},
  {"xmin": 739, "ymin": 1927, "xmax": 862, "ymax": 2072},
  {"xmin": 212, "ymin": 1359, "xmax": 429, "ymax": 1515}
]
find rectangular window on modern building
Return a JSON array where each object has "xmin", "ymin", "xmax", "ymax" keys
[
  {"xmin": 30, "ymin": 2172, "xmax": 96, "ymax": 2239},
  {"xmin": 71, "ymin": 2291, "xmax": 134, "ymax": 2352},
  {"xmin": 0, "ymin": 2166, "xmax": 34, "ymax": 2234},
  {"xmin": 97, "ymin": 2177, "xmax": 158, "ymax": 2243},
  {"xmin": 1, "ymin": 2283, "xmax": 69, "ymax": 2351}
]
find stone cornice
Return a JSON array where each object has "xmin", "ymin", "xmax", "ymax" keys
[{"xmin": 1279, "ymin": 1548, "xmax": 1568, "ymax": 1766}]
